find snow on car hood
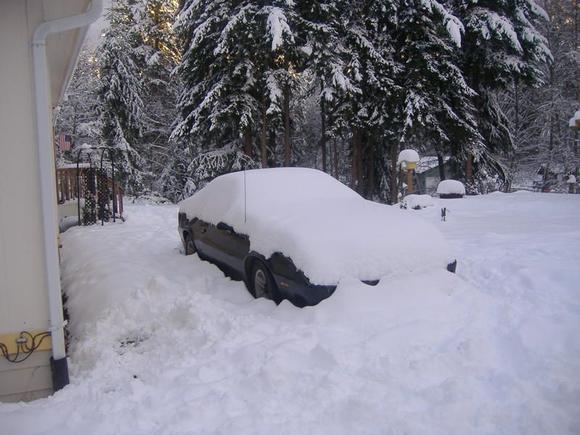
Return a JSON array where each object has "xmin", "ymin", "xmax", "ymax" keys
[{"xmin": 179, "ymin": 168, "xmax": 451, "ymax": 285}]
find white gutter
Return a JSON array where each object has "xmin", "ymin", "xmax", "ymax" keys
[{"xmin": 32, "ymin": 0, "xmax": 103, "ymax": 363}]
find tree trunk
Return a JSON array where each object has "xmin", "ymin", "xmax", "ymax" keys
[
  {"xmin": 283, "ymin": 84, "xmax": 291, "ymax": 166},
  {"xmin": 332, "ymin": 139, "xmax": 339, "ymax": 179},
  {"xmin": 367, "ymin": 140, "xmax": 376, "ymax": 199},
  {"xmin": 320, "ymin": 96, "xmax": 327, "ymax": 172},
  {"xmin": 268, "ymin": 128, "xmax": 277, "ymax": 167},
  {"xmin": 389, "ymin": 141, "xmax": 399, "ymax": 204},
  {"xmin": 243, "ymin": 128, "xmax": 253, "ymax": 158},
  {"xmin": 351, "ymin": 128, "xmax": 363, "ymax": 192},
  {"xmin": 436, "ymin": 151, "xmax": 445, "ymax": 181},
  {"xmin": 575, "ymin": 129, "xmax": 579, "ymax": 179},
  {"xmin": 260, "ymin": 99, "xmax": 268, "ymax": 168},
  {"xmin": 507, "ymin": 78, "xmax": 520, "ymax": 192},
  {"xmin": 466, "ymin": 154, "xmax": 474, "ymax": 184}
]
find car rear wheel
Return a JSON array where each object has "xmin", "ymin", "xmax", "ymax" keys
[
  {"xmin": 184, "ymin": 233, "xmax": 197, "ymax": 255},
  {"xmin": 250, "ymin": 261, "xmax": 276, "ymax": 301}
]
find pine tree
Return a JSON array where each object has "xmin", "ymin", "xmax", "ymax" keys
[
  {"xmin": 297, "ymin": 1, "xmax": 356, "ymax": 173},
  {"xmin": 173, "ymin": 0, "xmax": 308, "ymax": 168},
  {"xmin": 320, "ymin": 0, "xmax": 398, "ymax": 195},
  {"xmin": 97, "ymin": 0, "xmax": 148, "ymax": 194},
  {"xmin": 135, "ymin": 0, "xmax": 181, "ymax": 195},
  {"xmin": 97, "ymin": 0, "xmax": 180, "ymax": 196},
  {"xmin": 502, "ymin": 0, "xmax": 578, "ymax": 188},
  {"xmin": 54, "ymin": 47, "xmax": 101, "ymax": 162},
  {"xmin": 173, "ymin": 0, "xmax": 261, "ymax": 154},
  {"xmin": 453, "ymin": 0, "xmax": 552, "ymax": 189},
  {"xmin": 530, "ymin": 0, "xmax": 578, "ymax": 183},
  {"xmin": 392, "ymin": 0, "xmax": 481, "ymax": 186}
]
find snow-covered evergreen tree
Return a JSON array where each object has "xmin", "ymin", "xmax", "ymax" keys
[
  {"xmin": 502, "ymin": 0, "xmax": 578, "ymax": 187},
  {"xmin": 54, "ymin": 47, "xmax": 101, "ymax": 162},
  {"xmin": 97, "ymin": 0, "xmax": 179, "ymax": 196},
  {"xmin": 173, "ymin": 0, "xmax": 259, "ymax": 153},
  {"xmin": 534, "ymin": 0, "xmax": 578, "ymax": 180},
  {"xmin": 453, "ymin": 0, "xmax": 552, "ymax": 188},
  {"xmin": 173, "ymin": 0, "xmax": 308, "ymax": 168},
  {"xmin": 97, "ymin": 0, "xmax": 148, "ymax": 193},
  {"xmin": 318, "ymin": 0, "xmax": 398, "ymax": 196},
  {"xmin": 390, "ymin": 0, "xmax": 482, "ymax": 193},
  {"xmin": 134, "ymin": 0, "xmax": 181, "ymax": 195},
  {"xmin": 276, "ymin": 0, "xmax": 360, "ymax": 180}
]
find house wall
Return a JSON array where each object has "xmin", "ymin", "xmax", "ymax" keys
[
  {"xmin": 0, "ymin": 0, "xmax": 53, "ymax": 402},
  {"xmin": 0, "ymin": 0, "xmax": 91, "ymax": 402}
]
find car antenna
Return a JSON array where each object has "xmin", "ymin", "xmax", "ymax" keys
[{"xmin": 243, "ymin": 168, "xmax": 247, "ymax": 223}]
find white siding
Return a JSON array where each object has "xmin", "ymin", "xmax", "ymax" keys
[{"xmin": 0, "ymin": 0, "xmax": 92, "ymax": 402}]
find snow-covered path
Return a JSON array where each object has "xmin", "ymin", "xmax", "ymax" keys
[
  {"xmin": 421, "ymin": 192, "xmax": 580, "ymax": 434},
  {"xmin": 1, "ymin": 193, "xmax": 579, "ymax": 434}
]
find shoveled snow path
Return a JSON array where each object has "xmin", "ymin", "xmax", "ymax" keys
[{"xmin": 1, "ymin": 194, "xmax": 579, "ymax": 434}]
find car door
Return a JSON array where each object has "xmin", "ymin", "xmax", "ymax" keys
[
  {"xmin": 191, "ymin": 219, "xmax": 214, "ymax": 259},
  {"xmin": 192, "ymin": 219, "xmax": 249, "ymax": 278},
  {"xmin": 210, "ymin": 222, "xmax": 250, "ymax": 278}
]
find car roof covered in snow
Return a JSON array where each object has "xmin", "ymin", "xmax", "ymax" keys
[{"xmin": 180, "ymin": 168, "xmax": 451, "ymax": 284}]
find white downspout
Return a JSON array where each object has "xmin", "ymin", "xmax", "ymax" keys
[{"xmin": 32, "ymin": 0, "xmax": 103, "ymax": 371}]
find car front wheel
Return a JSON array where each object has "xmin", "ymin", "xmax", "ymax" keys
[{"xmin": 251, "ymin": 261, "xmax": 276, "ymax": 301}]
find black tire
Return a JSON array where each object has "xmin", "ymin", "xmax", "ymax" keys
[
  {"xmin": 184, "ymin": 233, "xmax": 197, "ymax": 256},
  {"xmin": 250, "ymin": 261, "xmax": 278, "ymax": 301}
]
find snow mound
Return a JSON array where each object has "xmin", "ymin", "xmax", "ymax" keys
[
  {"xmin": 437, "ymin": 179, "xmax": 466, "ymax": 196},
  {"xmin": 397, "ymin": 149, "xmax": 420, "ymax": 164},
  {"xmin": 180, "ymin": 168, "xmax": 452, "ymax": 285},
  {"xmin": 3, "ymin": 194, "xmax": 580, "ymax": 434},
  {"xmin": 567, "ymin": 175, "xmax": 576, "ymax": 184},
  {"xmin": 401, "ymin": 194, "xmax": 434, "ymax": 210}
]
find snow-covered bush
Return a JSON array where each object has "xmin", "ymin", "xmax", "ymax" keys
[{"xmin": 400, "ymin": 194, "xmax": 434, "ymax": 210}]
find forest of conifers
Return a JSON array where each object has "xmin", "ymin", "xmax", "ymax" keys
[{"xmin": 55, "ymin": 0, "xmax": 578, "ymax": 203}]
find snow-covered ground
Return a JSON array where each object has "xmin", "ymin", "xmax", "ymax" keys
[{"xmin": 1, "ymin": 192, "xmax": 579, "ymax": 434}]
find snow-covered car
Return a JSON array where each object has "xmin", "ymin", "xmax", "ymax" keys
[{"xmin": 178, "ymin": 168, "xmax": 456, "ymax": 307}]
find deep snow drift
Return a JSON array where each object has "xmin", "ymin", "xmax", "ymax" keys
[{"xmin": 1, "ymin": 192, "xmax": 579, "ymax": 435}]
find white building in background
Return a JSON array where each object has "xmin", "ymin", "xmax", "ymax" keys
[{"xmin": 0, "ymin": 0, "xmax": 102, "ymax": 402}]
